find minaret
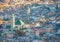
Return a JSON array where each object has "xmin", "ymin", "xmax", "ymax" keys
[
  {"xmin": 27, "ymin": 7, "xmax": 30, "ymax": 15},
  {"xmin": 11, "ymin": 14, "xmax": 15, "ymax": 29}
]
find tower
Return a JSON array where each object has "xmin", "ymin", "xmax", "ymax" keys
[{"xmin": 11, "ymin": 14, "xmax": 15, "ymax": 29}]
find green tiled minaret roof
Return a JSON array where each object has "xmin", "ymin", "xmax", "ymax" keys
[{"xmin": 15, "ymin": 19, "xmax": 21, "ymax": 25}]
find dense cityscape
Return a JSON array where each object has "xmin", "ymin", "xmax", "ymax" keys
[{"xmin": 0, "ymin": 0, "xmax": 60, "ymax": 42}]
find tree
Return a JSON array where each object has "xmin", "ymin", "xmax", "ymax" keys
[{"xmin": 16, "ymin": 29, "xmax": 26, "ymax": 36}]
